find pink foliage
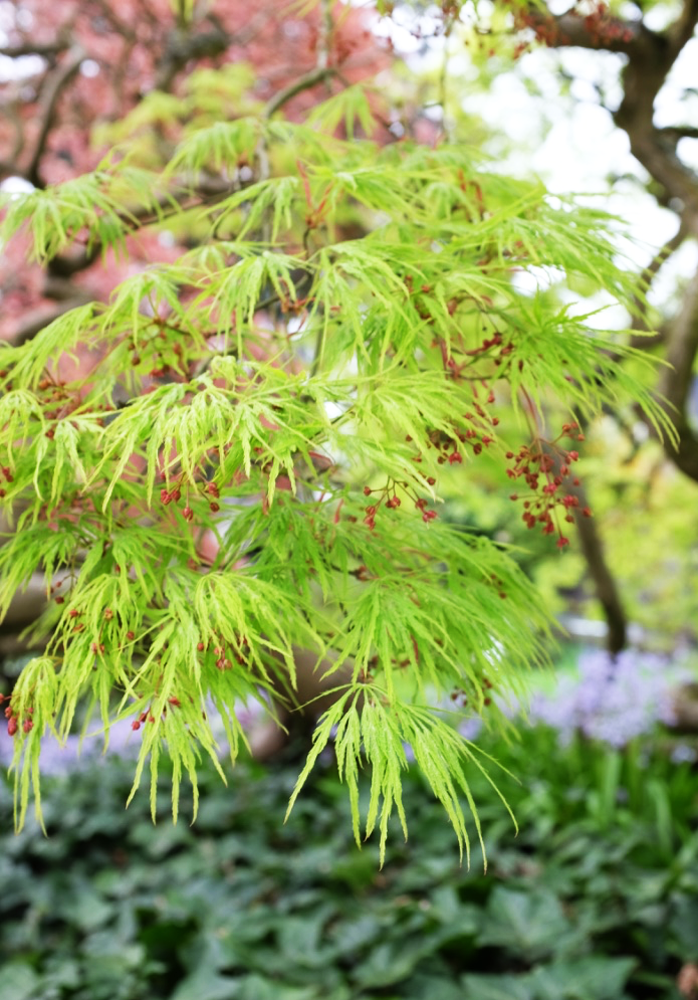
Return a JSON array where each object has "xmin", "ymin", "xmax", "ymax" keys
[{"xmin": 0, "ymin": 0, "xmax": 392, "ymax": 342}]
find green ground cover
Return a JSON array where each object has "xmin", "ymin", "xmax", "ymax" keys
[{"xmin": 1, "ymin": 721, "xmax": 697, "ymax": 1000}]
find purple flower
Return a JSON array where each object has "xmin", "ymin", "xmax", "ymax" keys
[{"xmin": 457, "ymin": 648, "xmax": 692, "ymax": 752}]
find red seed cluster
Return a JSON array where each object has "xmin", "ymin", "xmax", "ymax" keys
[
  {"xmin": 412, "ymin": 384, "xmax": 500, "ymax": 470},
  {"xmin": 158, "ymin": 477, "xmax": 224, "ymax": 522},
  {"xmin": 195, "ymin": 633, "xmax": 250, "ymax": 671},
  {"xmin": 507, "ymin": 423, "xmax": 591, "ymax": 547},
  {"xmin": 2, "ymin": 693, "xmax": 34, "ymax": 738},
  {"xmin": 131, "ymin": 695, "xmax": 184, "ymax": 732},
  {"xmin": 450, "ymin": 676, "xmax": 495, "ymax": 709},
  {"xmin": 415, "ymin": 498, "xmax": 437, "ymax": 523},
  {"xmin": 361, "ymin": 478, "xmax": 441, "ymax": 531}
]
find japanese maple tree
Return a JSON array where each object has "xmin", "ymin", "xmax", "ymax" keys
[{"xmin": 0, "ymin": 0, "xmax": 671, "ymax": 863}]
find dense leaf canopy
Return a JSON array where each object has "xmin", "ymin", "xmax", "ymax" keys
[{"xmin": 0, "ymin": 0, "xmax": 678, "ymax": 861}]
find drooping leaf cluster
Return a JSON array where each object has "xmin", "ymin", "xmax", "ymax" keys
[{"xmin": 0, "ymin": 66, "xmax": 668, "ymax": 861}]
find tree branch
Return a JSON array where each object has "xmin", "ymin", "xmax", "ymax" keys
[
  {"xmin": 9, "ymin": 297, "xmax": 92, "ymax": 347},
  {"xmin": 572, "ymin": 480, "xmax": 627, "ymax": 655},
  {"xmin": 542, "ymin": 440, "xmax": 628, "ymax": 653},
  {"xmin": 656, "ymin": 264, "xmax": 698, "ymax": 481},
  {"xmin": 48, "ymin": 178, "xmax": 234, "ymax": 279},
  {"xmin": 26, "ymin": 45, "xmax": 86, "ymax": 188},
  {"xmin": 524, "ymin": 1, "xmax": 698, "ymax": 221},
  {"xmin": 0, "ymin": 100, "xmax": 26, "ymax": 179},
  {"xmin": 263, "ymin": 66, "xmax": 336, "ymax": 119},
  {"xmin": 530, "ymin": 0, "xmax": 698, "ymax": 485},
  {"xmin": 0, "ymin": 42, "xmax": 68, "ymax": 58},
  {"xmin": 658, "ymin": 125, "xmax": 698, "ymax": 143},
  {"xmin": 523, "ymin": 7, "xmax": 656, "ymax": 55},
  {"xmin": 613, "ymin": 3, "xmax": 698, "ymax": 223},
  {"xmin": 153, "ymin": 25, "xmax": 230, "ymax": 93},
  {"xmin": 629, "ymin": 222, "xmax": 689, "ymax": 343}
]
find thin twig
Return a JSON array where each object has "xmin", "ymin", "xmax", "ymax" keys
[
  {"xmin": 262, "ymin": 66, "xmax": 336, "ymax": 120},
  {"xmin": 0, "ymin": 42, "xmax": 69, "ymax": 58}
]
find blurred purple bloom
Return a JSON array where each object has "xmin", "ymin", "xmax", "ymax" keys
[{"xmin": 459, "ymin": 648, "xmax": 691, "ymax": 751}]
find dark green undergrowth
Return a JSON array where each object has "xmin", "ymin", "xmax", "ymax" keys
[{"xmin": 1, "ymin": 726, "xmax": 697, "ymax": 1000}]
